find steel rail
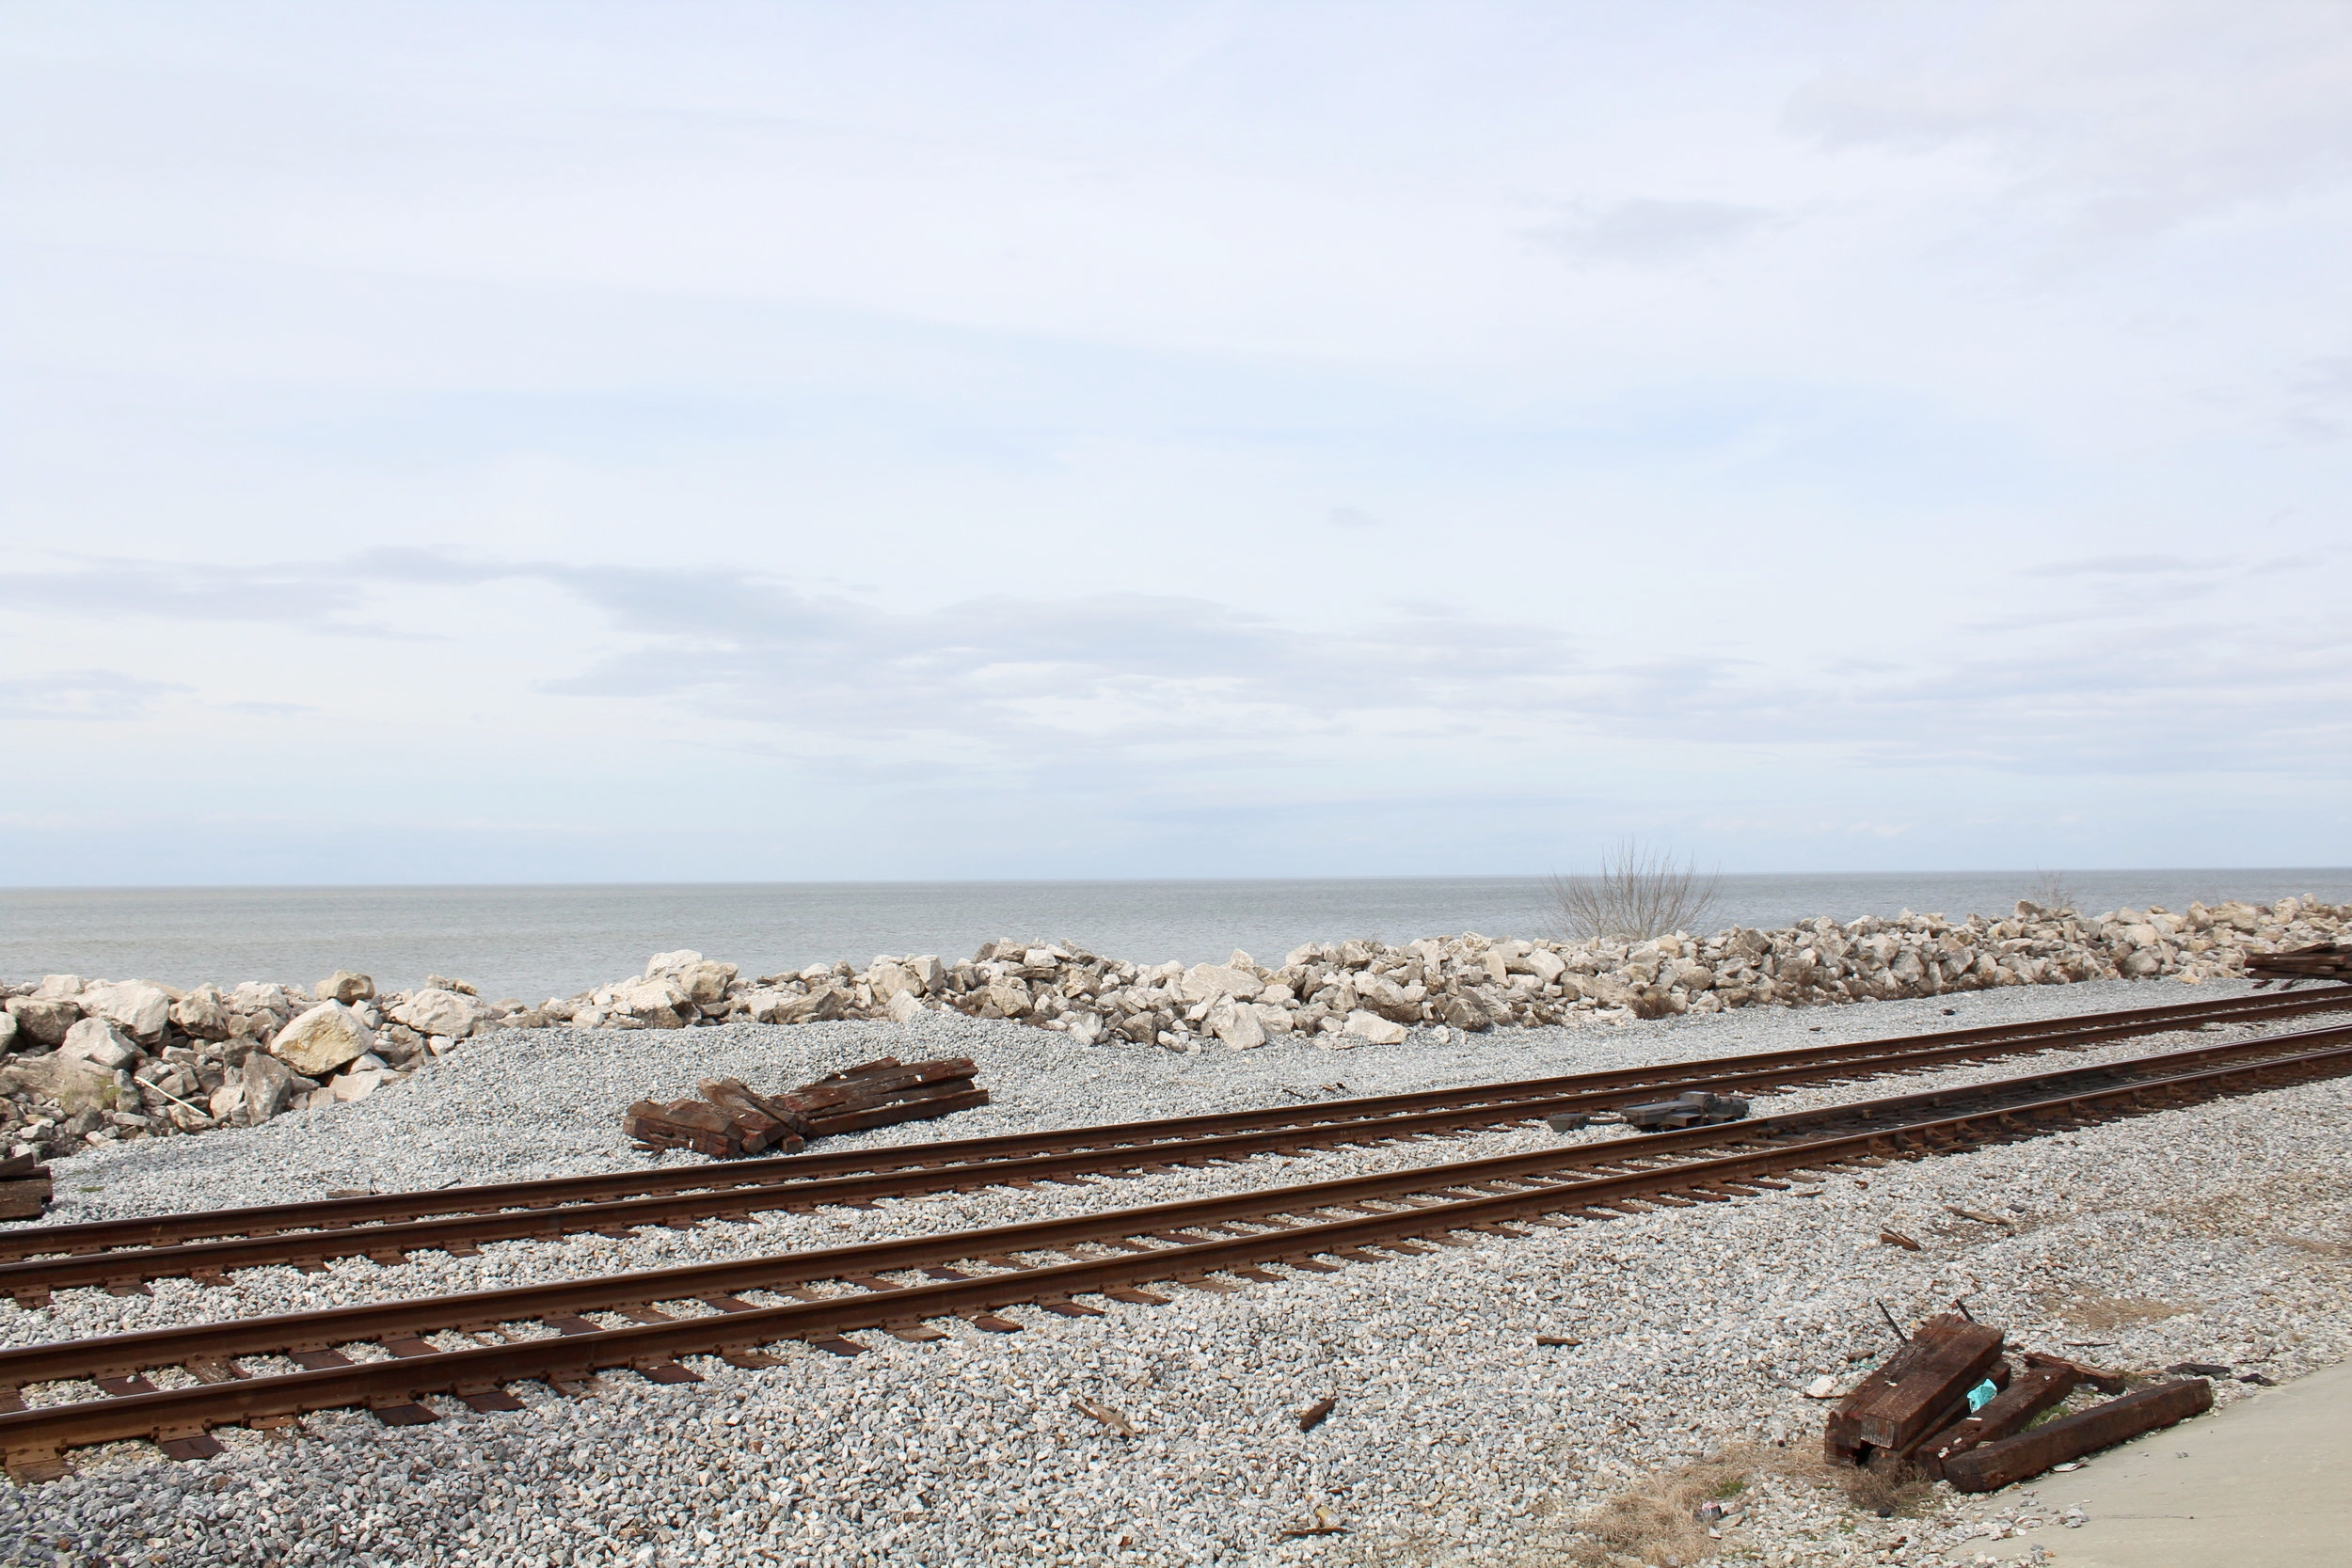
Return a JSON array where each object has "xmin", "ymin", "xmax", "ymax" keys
[
  {"xmin": 4, "ymin": 1026, "xmax": 2349, "ymax": 1479},
  {"xmin": 4, "ymin": 1021, "xmax": 2340, "ymax": 1395},
  {"xmin": 7, "ymin": 984, "xmax": 2344, "ymax": 1285},
  {"xmin": 10, "ymin": 1000, "xmax": 2350, "ymax": 1300}
]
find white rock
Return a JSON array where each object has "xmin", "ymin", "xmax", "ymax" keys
[
  {"xmin": 329, "ymin": 1067, "xmax": 393, "ymax": 1102},
  {"xmin": 32, "ymin": 974, "xmax": 86, "ymax": 1000},
  {"xmin": 270, "ymin": 1002, "xmax": 376, "ymax": 1077},
  {"xmin": 393, "ymin": 987, "xmax": 488, "ymax": 1038},
  {"xmin": 59, "ymin": 1016, "xmax": 142, "ymax": 1071},
  {"xmin": 885, "ymin": 990, "xmax": 926, "ymax": 1024},
  {"xmin": 1206, "ymin": 998, "xmax": 1266, "ymax": 1050},
  {"xmin": 314, "ymin": 970, "xmax": 375, "ymax": 1004},
  {"xmin": 644, "ymin": 949, "xmax": 705, "ymax": 977},
  {"xmin": 869, "ymin": 961, "xmax": 924, "ymax": 1003},
  {"xmin": 1343, "ymin": 1009, "xmax": 1408, "ymax": 1045},
  {"xmin": 170, "ymin": 985, "xmax": 232, "ymax": 1038},
  {"xmin": 76, "ymin": 980, "xmax": 173, "ymax": 1044},
  {"xmin": 237, "ymin": 1052, "xmax": 301, "ymax": 1122},
  {"xmin": 1803, "ymin": 1374, "xmax": 1840, "ymax": 1399},
  {"xmin": 1182, "ymin": 964, "xmax": 1262, "ymax": 1004},
  {"xmin": 0, "ymin": 1050, "xmax": 115, "ymax": 1111}
]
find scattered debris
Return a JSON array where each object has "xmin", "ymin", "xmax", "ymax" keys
[
  {"xmin": 1621, "ymin": 1090, "xmax": 1750, "ymax": 1132},
  {"xmin": 2164, "ymin": 1361, "xmax": 2233, "ymax": 1378},
  {"xmin": 1945, "ymin": 1205, "xmax": 2012, "ymax": 1227},
  {"xmin": 622, "ymin": 1057, "xmax": 987, "ymax": 1158},
  {"xmin": 1536, "ymin": 1335, "xmax": 1581, "ymax": 1347},
  {"xmin": 1880, "ymin": 1229, "xmax": 1923, "ymax": 1251},
  {"xmin": 1072, "ymin": 1398, "xmax": 1137, "ymax": 1436},
  {"xmin": 1276, "ymin": 1504, "xmax": 1347, "ymax": 1538},
  {"xmin": 1296, "ymin": 1396, "xmax": 1338, "ymax": 1432}
]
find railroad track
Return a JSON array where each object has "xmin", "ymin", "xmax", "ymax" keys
[
  {"xmin": 8, "ymin": 985, "xmax": 2345, "ymax": 1299},
  {"xmin": 4, "ymin": 1020, "xmax": 2349, "ymax": 1481}
]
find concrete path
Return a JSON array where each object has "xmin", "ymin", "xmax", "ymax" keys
[{"xmin": 1966, "ymin": 1356, "xmax": 2352, "ymax": 1566}]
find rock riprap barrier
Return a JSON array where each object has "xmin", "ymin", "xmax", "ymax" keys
[
  {"xmin": 0, "ymin": 970, "xmax": 509, "ymax": 1164},
  {"xmin": 2, "ymin": 898, "xmax": 2343, "ymax": 1164}
]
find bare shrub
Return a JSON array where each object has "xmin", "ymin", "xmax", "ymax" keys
[
  {"xmin": 1550, "ymin": 839, "xmax": 1722, "ymax": 943},
  {"xmin": 2026, "ymin": 868, "xmax": 2077, "ymax": 914}
]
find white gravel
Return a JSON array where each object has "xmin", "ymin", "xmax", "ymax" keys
[{"xmin": 2, "ymin": 975, "xmax": 2347, "ymax": 1567}]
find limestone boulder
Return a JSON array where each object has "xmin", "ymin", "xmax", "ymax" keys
[
  {"xmin": 669, "ymin": 961, "xmax": 737, "ymax": 1007},
  {"xmin": 76, "ymin": 981, "xmax": 174, "ymax": 1044},
  {"xmin": 32, "ymin": 975, "xmax": 87, "ymax": 1000},
  {"xmin": 59, "ymin": 1017, "xmax": 142, "ymax": 1071},
  {"xmin": 314, "ymin": 971, "xmax": 375, "ymax": 1004},
  {"xmin": 238, "ymin": 1053, "xmax": 303, "ymax": 1122},
  {"xmin": 983, "ymin": 980, "xmax": 1032, "ymax": 1018},
  {"xmin": 1205, "ymin": 998, "xmax": 1266, "ymax": 1050},
  {"xmin": 885, "ymin": 990, "xmax": 926, "ymax": 1024},
  {"xmin": 2, "ymin": 1051, "xmax": 116, "ymax": 1114},
  {"xmin": 170, "ymin": 985, "xmax": 233, "ymax": 1038},
  {"xmin": 328, "ymin": 1067, "xmax": 396, "ymax": 1103},
  {"xmin": 5, "ymin": 997, "xmax": 79, "ymax": 1048},
  {"xmin": 1508, "ymin": 947, "xmax": 1568, "ymax": 984},
  {"xmin": 270, "ymin": 1003, "xmax": 375, "ymax": 1077},
  {"xmin": 869, "ymin": 961, "xmax": 925, "ymax": 1003},
  {"xmin": 1343, "ymin": 1009, "xmax": 1408, "ymax": 1046},
  {"xmin": 392, "ymin": 988, "xmax": 487, "ymax": 1039},
  {"xmin": 0, "ymin": 1011, "xmax": 13, "ymax": 1054},
  {"xmin": 1181, "ymin": 964, "xmax": 1262, "ymax": 1004},
  {"xmin": 777, "ymin": 986, "xmax": 855, "ymax": 1024}
]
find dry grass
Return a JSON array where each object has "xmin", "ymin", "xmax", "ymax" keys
[
  {"xmin": 1567, "ymin": 1445, "xmax": 1774, "ymax": 1566},
  {"xmin": 1549, "ymin": 839, "xmax": 1722, "ymax": 944},
  {"xmin": 1838, "ymin": 1451, "xmax": 1935, "ymax": 1519}
]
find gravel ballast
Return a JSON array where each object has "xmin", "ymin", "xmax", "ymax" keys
[{"xmin": 1, "ymin": 976, "xmax": 2347, "ymax": 1567}]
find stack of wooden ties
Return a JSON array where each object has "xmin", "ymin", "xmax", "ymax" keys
[
  {"xmin": 1825, "ymin": 1313, "xmax": 2211, "ymax": 1491},
  {"xmin": 2247, "ymin": 942, "xmax": 2352, "ymax": 986},
  {"xmin": 622, "ymin": 1055, "xmax": 987, "ymax": 1159}
]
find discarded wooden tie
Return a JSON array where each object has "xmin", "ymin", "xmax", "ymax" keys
[
  {"xmin": 0, "ymin": 1154, "xmax": 53, "ymax": 1221},
  {"xmin": 622, "ymin": 1056, "xmax": 988, "ymax": 1159}
]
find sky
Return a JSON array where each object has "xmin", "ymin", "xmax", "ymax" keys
[{"xmin": 3, "ymin": 0, "xmax": 2348, "ymax": 886}]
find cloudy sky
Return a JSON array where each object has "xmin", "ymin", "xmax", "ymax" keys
[{"xmin": 4, "ymin": 1, "xmax": 2347, "ymax": 885}]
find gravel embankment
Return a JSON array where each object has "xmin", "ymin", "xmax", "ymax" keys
[{"xmin": 1, "ymin": 977, "xmax": 2347, "ymax": 1568}]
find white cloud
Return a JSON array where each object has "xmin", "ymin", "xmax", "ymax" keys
[
  {"xmin": 1531, "ymin": 198, "xmax": 1779, "ymax": 266},
  {"xmin": 3, "ymin": 3, "xmax": 2349, "ymax": 879}
]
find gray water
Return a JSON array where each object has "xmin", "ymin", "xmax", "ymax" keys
[{"xmin": 3, "ymin": 870, "xmax": 2345, "ymax": 1005}]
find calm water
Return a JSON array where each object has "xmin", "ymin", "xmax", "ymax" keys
[{"xmin": 3, "ymin": 870, "xmax": 2345, "ymax": 1005}]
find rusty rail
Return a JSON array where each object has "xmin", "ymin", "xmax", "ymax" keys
[
  {"xmin": 8, "ymin": 985, "xmax": 2344, "ymax": 1293},
  {"xmin": 4, "ymin": 1024, "xmax": 2348, "ymax": 1480}
]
